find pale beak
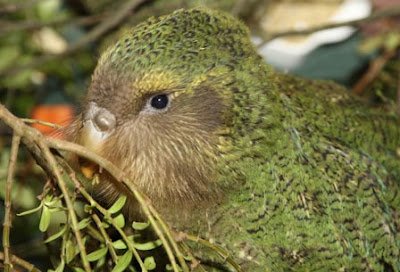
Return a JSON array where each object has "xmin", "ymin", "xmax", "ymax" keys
[{"xmin": 78, "ymin": 102, "xmax": 116, "ymax": 178}]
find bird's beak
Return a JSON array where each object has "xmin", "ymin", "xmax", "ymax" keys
[
  {"xmin": 78, "ymin": 102, "xmax": 116, "ymax": 179},
  {"xmin": 80, "ymin": 159, "xmax": 98, "ymax": 179}
]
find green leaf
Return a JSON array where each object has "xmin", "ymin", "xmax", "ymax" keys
[
  {"xmin": 114, "ymin": 214, "xmax": 125, "ymax": 228},
  {"xmin": 55, "ymin": 260, "xmax": 65, "ymax": 272},
  {"xmin": 39, "ymin": 206, "xmax": 51, "ymax": 232},
  {"xmin": 17, "ymin": 203, "xmax": 43, "ymax": 216},
  {"xmin": 44, "ymin": 226, "xmax": 66, "ymax": 243},
  {"xmin": 384, "ymin": 32, "xmax": 400, "ymax": 51},
  {"xmin": 112, "ymin": 239, "xmax": 127, "ymax": 250},
  {"xmin": 36, "ymin": 0, "xmax": 62, "ymax": 21},
  {"xmin": 95, "ymin": 256, "xmax": 106, "ymax": 269},
  {"xmin": 66, "ymin": 239, "xmax": 78, "ymax": 264},
  {"xmin": 87, "ymin": 247, "xmax": 108, "ymax": 262},
  {"xmin": 358, "ymin": 35, "xmax": 383, "ymax": 54},
  {"xmin": 72, "ymin": 267, "xmax": 85, "ymax": 272},
  {"xmin": 132, "ymin": 221, "xmax": 150, "ymax": 230},
  {"xmin": 108, "ymin": 195, "xmax": 127, "ymax": 214},
  {"xmin": 43, "ymin": 194, "xmax": 60, "ymax": 207},
  {"xmin": 0, "ymin": 47, "xmax": 19, "ymax": 72},
  {"xmin": 77, "ymin": 218, "xmax": 91, "ymax": 230},
  {"xmin": 133, "ymin": 239, "xmax": 162, "ymax": 251},
  {"xmin": 84, "ymin": 204, "xmax": 93, "ymax": 213},
  {"xmin": 111, "ymin": 251, "xmax": 133, "ymax": 272},
  {"xmin": 144, "ymin": 256, "xmax": 156, "ymax": 270}
]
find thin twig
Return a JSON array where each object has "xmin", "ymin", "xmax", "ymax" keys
[
  {"xmin": 179, "ymin": 242, "xmax": 206, "ymax": 271},
  {"xmin": 147, "ymin": 204, "xmax": 189, "ymax": 270},
  {"xmin": 397, "ymin": 76, "xmax": 400, "ymax": 116},
  {"xmin": 49, "ymin": 138, "xmax": 182, "ymax": 270},
  {"xmin": 38, "ymin": 142, "xmax": 92, "ymax": 272},
  {"xmin": 65, "ymin": 0, "xmax": 147, "ymax": 54},
  {"xmin": 0, "ymin": 0, "xmax": 38, "ymax": 14},
  {"xmin": 48, "ymin": 139, "xmax": 125, "ymax": 181},
  {"xmin": 258, "ymin": 5, "xmax": 400, "ymax": 47},
  {"xmin": 92, "ymin": 213, "xmax": 118, "ymax": 263},
  {"xmin": 129, "ymin": 188, "xmax": 182, "ymax": 272},
  {"xmin": 87, "ymin": 225, "xmax": 106, "ymax": 242},
  {"xmin": 2, "ymin": 135, "xmax": 21, "ymax": 272},
  {"xmin": 50, "ymin": 137, "xmax": 182, "ymax": 270},
  {"xmin": 4, "ymin": 0, "xmax": 147, "ymax": 77},
  {"xmin": 0, "ymin": 104, "xmax": 240, "ymax": 271},
  {"xmin": 0, "ymin": 13, "xmax": 105, "ymax": 37},
  {"xmin": 184, "ymin": 233, "xmax": 243, "ymax": 272},
  {"xmin": 21, "ymin": 118, "xmax": 63, "ymax": 130},
  {"xmin": 0, "ymin": 104, "xmax": 91, "ymax": 271},
  {"xmin": 0, "ymin": 251, "xmax": 42, "ymax": 272},
  {"xmin": 60, "ymin": 161, "xmax": 146, "ymax": 270},
  {"xmin": 352, "ymin": 49, "xmax": 397, "ymax": 95}
]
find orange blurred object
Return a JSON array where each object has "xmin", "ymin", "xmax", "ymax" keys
[{"xmin": 30, "ymin": 104, "xmax": 74, "ymax": 139}]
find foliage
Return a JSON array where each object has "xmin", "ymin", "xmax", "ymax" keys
[{"xmin": 1, "ymin": 0, "xmax": 399, "ymax": 271}]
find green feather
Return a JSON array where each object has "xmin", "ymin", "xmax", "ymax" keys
[{"xmin": 96, "ymin": 8, "xmax": 400, "ymax": 271}]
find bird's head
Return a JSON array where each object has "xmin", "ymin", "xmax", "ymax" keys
[{"xmin": 68, "ymin": 8, "xmax": 268, "ymax": 214}]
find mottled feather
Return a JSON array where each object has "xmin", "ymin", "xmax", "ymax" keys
[{"xmin": 67, "ymin": 8, "xmax": 400, "ymax": 271}]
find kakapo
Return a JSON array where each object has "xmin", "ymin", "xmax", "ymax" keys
[{"xmin": 66, "ymin": 8, "xmax": 400, "ymax": 271}]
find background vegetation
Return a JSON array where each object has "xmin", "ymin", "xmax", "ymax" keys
[{"xmin": 0, "ymin": 0, "xmax": 399, "ymax": 271}]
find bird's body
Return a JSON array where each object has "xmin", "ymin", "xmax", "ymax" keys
[{"xmin": 68, "ymin": 8, "xmax": 400, "ymax": 271}]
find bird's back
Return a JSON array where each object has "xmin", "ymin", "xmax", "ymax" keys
[{"xmin": 189, "ymin": 69, "xmax": 400, "ymax": 271}]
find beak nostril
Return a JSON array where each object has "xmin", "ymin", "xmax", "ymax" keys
[{"xmin": 93, "ymin": 110, "xmax": 116, "ymax": 132}]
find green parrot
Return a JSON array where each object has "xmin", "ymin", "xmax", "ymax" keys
[{"xmin": 67, "ymin": 8, "xmax": 400, "ymax": 271}]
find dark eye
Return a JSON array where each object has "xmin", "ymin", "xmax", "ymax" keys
[{"xmin": 150, "ymin": 94, "xmax": 169, "ymax": 110}]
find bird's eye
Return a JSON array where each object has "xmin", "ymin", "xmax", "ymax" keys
[{"xmin": 150, "ymin": 94, "xmax": 169, "ymax": 110}]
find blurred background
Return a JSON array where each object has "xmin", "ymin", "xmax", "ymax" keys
[{"xmin": 0, "ymin": 0, "xmax": 399, "ymax": 270}]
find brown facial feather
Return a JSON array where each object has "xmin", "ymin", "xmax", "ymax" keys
[
  {"xmin": 67, "ymin": 67, "xmax": 232, "ymax": 219},
  {"xmin": 65, "ymin": 8, "xmax": 251, "ymax": 220}
]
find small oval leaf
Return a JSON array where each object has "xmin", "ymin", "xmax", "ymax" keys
[
  {"xmin": 87, "ymin": 247, "xmax": 108, "ymax": 262},
  {"xmin": 114, "ymin": 214, "xmax": 125, "ymax": 229},
  {"xmin": 112, "ymin": 239, "xmax": 127, "ymax": 250},
  {"xmin": 78, "ymin": 218, "xmax": 91, "ymax": 230},
  {"xmin": 44, "ymin": 226, "xmax": 66, "ymax": 243},
  {"xmin": 55, "ymin": 260, "xmax": 65, "ymax": 272},
  {"xmin": 133, "ymin": 239, "xmax": 162, "ymax": 251},
  {"xmin": 108, "ymin": 195, "xmax": 127, "ymax": 214},
  {"xmin": 132, "ymin": 221, "xmax": 150, "ymax": 230},
  {"xmin": 111, "ymin": 251, "xmax": 133, "ymax": 272},
  {"xmin": 66, "ymin": 239, "xmax": 78, "ymax": 264},
  {"xmin": 39, "ymin": 206, "xmax": 51, "ymax": 232},
  {"xmin": 144, "ymin": 256, "xmax": 156, "ymax": 270}
]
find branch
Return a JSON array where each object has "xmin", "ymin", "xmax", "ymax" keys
[
  {"xmin": 397, "ymin": 76, "xmax": 400, "ymax": 116},
  {"xmin": 0, "ymin": 107, "xmax": 91, "ymax": 272},
  {"xmin": 0, "ymin": 0, "xmax": 38, "ymax": 14},
  {"xmin": 0, "ymin": 13, "xmax": 105, "ymax": 37},
  {"xmin": 0, "ymin": 251, "xmax": 41, "ymax": 272},
  {"xmin": 4, "ymin": 0, "xmax": 147, "ymax": 77},
  {"xmin": 64, "ymin": 0, "xmax": 147, "ymax": 54},
  {"xmin": 352, "ymin": 48, "xmax": 397, "ymax": 95},
  {"xmin": 21, "ymin": 118, "xmax": 63, "ymax": 130},
  {"xmin": 183, "ymin": 233, "xmax": 243, "ymax": 272},
  {"xmin": 0, "ymin": 103, "xmax": 185, "ymax": 271},
  {"xmin": 38, "ymin": 141, "xmax": 92, "ymax": 271},
  {"xmin": 258, "ymin": 5, "xmax": 400, "ymax": 47},
  {"xmin": 0, "ymin": 103, "xmax": 241, "ymax": 271},
  {"xmin": 2, "ymin": 135, "xmax": 20, "ymax": 272}
]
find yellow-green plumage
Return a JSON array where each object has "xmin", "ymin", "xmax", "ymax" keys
[{"xmin": 72, "ymin": 8, "xmax": 400, "ymax": 271}]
